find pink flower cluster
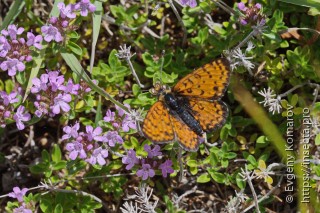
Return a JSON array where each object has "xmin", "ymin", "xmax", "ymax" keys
[
  {"xmin": 122, "ymin": 145, "xmax": 174, "ymax": 180},
  {"xmin": 238, "ymin": 2, "xmax": 265, "ymax": 26},
  {"xmin": 104, "ymin": 104, "xmax": 137, "ymax": 133},
  {"xmin": 62, "ymin": 122, "xmax": 126, "ymax": 166},
  {"xmin": 0, "ymin": 89, "xmax": 31, "ymax": 130},
  {"xmin": 8, "ymin": 186, "xmax": 32, "ymax": 212},
  {"xmin": 41, "ymin": 0, "xmax": 96, "ymax": 43},
  {"xmin": 30, "ymin": 70, "xmax": 91, "ymax": 117},
  {"xmin": 0, "ymin": 25, "xmax": 42, "ymax": 76}
]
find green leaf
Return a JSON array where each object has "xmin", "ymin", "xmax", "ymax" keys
[
  {"xmin": 207, "ymin": 169, "xmax": 225, "ymax": 183},
  {"xmin": 30, "ymin": 164, "xmax": 48, "ymax": 174},
  {"xmin": 277, "ymin": 0, "xmax": 320, "ymax": 8},
  {"xmin": 54, "ymin": 204, "xmax": 63, "ymax": 213},
  {"xmin": 95, "ymin": 95, "xmax": 103, "ymax": 125},
  {"xmin": 236, "ymin": 173, "xmax": 246, "ymax": 189},
  {"xmin": 5, "ymin": 80, "xmax": 14, "ymax": 93},
  {"xmin": 50, "ymin": 0, "xmax": 64, "ymax": 17},
  {"xmin": 42, "ymin": 150, "xmax": 51, "ymax": 163},
  {"xmin": 246, "ymin": 155, "xmax": 257, "ymax": 167},
  {"xmin": 187, "ymin": 160, "xmax": 197, "ymax": 167},
  {"xmin": 67, "ymin": 41, "xmax": 83, "ymax": 56},
  {"xmin": 316, "ymin": 134, "xmax": 320, "ymax": 146},
  {"xmin": 197, "ymin": 173, "xmax": 211, "ymax": 183},
  {"xmin": 23, "ymin": 44, "xmax": 46, "ymax": 102},
  {"xmin": 290, "ymin": 94, "xmax": 299, "ymax": 106},
  {"xmin": 0, "ymin": 0, "xmax": 25, "ymax": 30},
  {"xmin": 52, "ymin": 161, "xmax": 67, "ymax": 170},
  {"xmin": 89, "ymin": 1, "xmax": 103, "ymax": 73},
  {"xmin": 52, "ymin": 144, "xmax": 62, "ymax": 162}
]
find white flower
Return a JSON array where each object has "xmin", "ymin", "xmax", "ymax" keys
[
  {"xmin": 226, "ymin": 41, "xmax": 256, "ymax": 75},
  {"xmin": 115, "ymin": 44, "xmax": 136, "ymax": 59},
  {"xmin": 232, "ymin": 48, "xmax": 255, "ymax": 73},
  {"xmin": 268, "ymin": 97, "xmax": 282, "ymax": 114},
  {"xmin": 258, "ymin": 87, "xmax": 276, "ymax": 106},
  {"xmin": 258, "ymin": 87, "xmax": 282, "ymax": 114}
]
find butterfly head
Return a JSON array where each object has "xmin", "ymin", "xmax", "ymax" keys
[{"xmin": 149, "ymin": 81, "xmax": 171, "ymax": 100}]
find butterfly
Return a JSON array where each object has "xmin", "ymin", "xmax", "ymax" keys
[{"xmin": 142, "ymin": 58, "xmax": 230, "ymax": 151}]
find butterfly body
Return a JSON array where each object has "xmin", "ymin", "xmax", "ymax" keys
[
  {"xmin": 164, "ymin": 93, "xmax": 203, "ymax": 136},
  {"xmin": 142, "ymin": 58, "xmax": 230, "ymax": 151}
]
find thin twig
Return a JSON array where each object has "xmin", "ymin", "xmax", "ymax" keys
[
  {"xmin": 175, "ymin": 186, "xmax": 197, "ymax": 204},
  {"xmin": 278, "ymin": 82, "xmax": 307, "ymax": 98},
  {"xmin": 168, "ymin": 0, "xmax": 187, "ymax": 47},
  {"xmin": 125, "ymin": 57, "xmax": 145, "ymax": 88},
  {"xmin": 242, "ymin": 175, "xmax": 284, "ymax": 213}
]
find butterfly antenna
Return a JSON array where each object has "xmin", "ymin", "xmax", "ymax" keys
[{"xmin": 160, "ymin": 50, "xmax": 165, "ymax": 87}]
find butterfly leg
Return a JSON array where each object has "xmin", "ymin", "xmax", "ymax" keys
[{"xmin": 202, "ymin": 132, "xmax": 207, "ymax": 145}]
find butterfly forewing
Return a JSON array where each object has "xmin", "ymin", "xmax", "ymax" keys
[
  {"xmin": 173, "ymin": 58, "xmax": 230, "ymax": 99},
  {"xmin": 142, "ymin": 101, "xmax": 175, "ymax": 143},
  {"xmin": 187, "ymin": 99, "xmax": 228, "ymax": 133}
]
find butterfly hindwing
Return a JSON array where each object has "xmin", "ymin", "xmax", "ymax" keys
[
  {"xmin": 173, "ymin": 58, "xmax": 230, "ymax": 99},
  {"xmin": 187, "ymin": 99, "xmax": 228, "ymax": 133},
  {"xmin": 142, "ymin": 101, "xmax": 175, "ymax": 143},
  {"xmin": 169, "ymin": 114, "xmax": 200, "ymax": 151}
]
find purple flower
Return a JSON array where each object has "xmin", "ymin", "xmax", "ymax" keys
[
  {"xmin": 62, "ymin": 122, "xmax": 80, "ymax": 140},
  {"xmin": 0, "ymin": 36, "xmax": 11, "ymax": 57},
  {"xmin": 103, "ymin": 131, "xmax": 123, "ymax": 147},
  {"xmin": 237, "ymin": 3, "xmax": 264, "ymax": 26},
  {"xmin": 104, "ymin": 109, "xmax": 115, "ymax": 122},
  {"xmin": 86, "ymin": 147, "xmax": 108, "ymax": 165},
  {"xmin": 51, "ymin": 93, "xmax": 71, "ymax": 114},
  {"xmin": 115, "ymin": 103, "xmax": 130, "ymax": 117},
  {"xmin": 66, "ymin": 141, "xmax": 87, "ymax": 160},
  {"xmin": 0, "ymin": 58, "xmax": 25, "ymax": 76},
  {"xmin": 31, "ymin": 74, "xmax": 49, "ymax": 93},
  {"xmin": 8, "ymin": 186, "xmax": 28, "ymax": 202},
  {"xmin": 122, "ymin": 149, "xmax": 139, "ymax": 170},
  {"xmin": 1, "ymin": 25, "xmax": 24, "ymax": 40},
  {"xmin": 159, "ymin": 160, "xmax": 174, "ymax": 178},
  {"xmin": 1, "ymin": 91, "xmax": 19, "ymax": 106},
  {"xmin": 41, "ymin": 25, "xmax": 63, "ymax": 42},
  {"xmin": 74, "ymin": 0, "xmax": 96, "ymax": 16},
  {"xmin": 48, "ymin": 71, "xmax": 65, "ymax": 91},
  {"xmin": 13, "ymin": 204, "xmax": 32, "ymax": 213},
  {"xmin": 60, "ymin": 79, "xmax": 79, "ymax": 95},
  {"xmin": 85, "ymin": 125, "xmax": 104, "ymax": 142},
  {"xmin": 121, "ymin": 115, "xmax": 136, "ymax": 132},
  {"xmin": 58, "ymin": 2, "xmax": 76, "ymax": 19},
  {"xmin": 13, "ymin": 106, "xmax": 31, "ymax": 130},
  {"xmin": 238, "ymin": 2, "xmax": 247, "ymax": 11},
  {"xmin": 34, "ymin": 101, "xmax": 48, "ymax": 117},
  {"xmin": 26, "ymin": 32, "xmax": 43, "ymax": 49},
  {"xmin": 137, "ymin": 163, "xmax": 155, "ymax": 180},
  {"xmin": 180, "ymin": 0, "xmax": 197, "ymax": 8},
  {"xmin": 144, "ymin": 144, "xmax": 162, "ymax": 158}
]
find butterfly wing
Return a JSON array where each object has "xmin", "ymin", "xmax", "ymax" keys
[
  {"xmin": 142, "ymin": 101, "xmax": 175, "ymax": 143},
  {"xmin": 169, "ymin": 114, "xmax": 200, "ymax": 151},
  {"xmin": 173, "ymin": 58, "xmax": 230, "ymax": 99},
  {"xmin": 187, "ymin": 99, "xmax": 228, "ymax": 133}
]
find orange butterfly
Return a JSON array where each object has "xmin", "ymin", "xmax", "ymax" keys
[{"xmin": 142, "ymin": 58, "xmax": 230, "ymax": 151}]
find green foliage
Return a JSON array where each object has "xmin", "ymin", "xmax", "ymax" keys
[
  {"xmin": 30, "ymin": 144, "xmax": 67, "ymax": 178},
  {"xmin": 2, "ymin": 0, "xmax": 320, "ymax": 212}
]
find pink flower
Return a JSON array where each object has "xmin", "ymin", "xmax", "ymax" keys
[
  {"xmin": 8, "ymin": 186, "xmax": 28, "ymax": 202},
  {"xmin": 13, "ymin": 106, "xmax": 31, "ymax": 130},
  {"xmin": 137, "ymin": 163, "xmax": 155, "ymax": 180},
  {"xmin": 41, "ymin": 25, "xmax": 63, "ymax": 42}
]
